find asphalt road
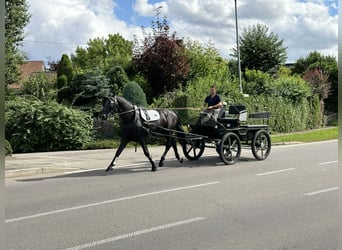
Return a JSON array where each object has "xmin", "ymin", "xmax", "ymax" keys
[{"xmin": 5, "ymin": 140, "xmax": 338, "ymax": 250}]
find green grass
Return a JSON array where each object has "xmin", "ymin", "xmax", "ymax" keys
[
  {"xmin": 84, "ymin": 139, "xmax": 122, "ymax": 150},
  {"xmin": 84, "ymin": 138, "xmax": 161, "ymax": 150},
  {"xmin": 86, "ymin": 127, "xmax": 338, "ymax": 150},
  {"xmin": 271, "ymin": 127, "xmax": 338, "ymax": 144}
]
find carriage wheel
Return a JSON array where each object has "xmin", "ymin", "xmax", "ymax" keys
[
  {"xmin": 252, "ymin": 130, "xmax": 271, "ymax": 160},
  {"xmin": 220, "ymin": 132, "xmax": 241, "ymax": 165},
  {"xmin": 182, "ymin": 138, "xmax": 205, "ymax": 161}
]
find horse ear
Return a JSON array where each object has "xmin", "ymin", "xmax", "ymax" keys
[
  {"xmin": 102, "ymin": 97, "xmax": 107, "ymax": 106},
  {"xmin": 109, "ymin": 92, "xmax": 116, "ymax": 97}
]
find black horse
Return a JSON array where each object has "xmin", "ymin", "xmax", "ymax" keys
[{"xmin": 101, "ymin": 94, "xmax": 185, "ymax": 172}]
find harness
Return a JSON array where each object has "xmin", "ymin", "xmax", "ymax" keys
[{"xmin": 110, "ymin": 97, "xmax": 159, "ymax": 122}]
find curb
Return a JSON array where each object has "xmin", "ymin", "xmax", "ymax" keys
[{"xmin": 5, "ymin": 167, "xmax": 82, "ymax": 178}]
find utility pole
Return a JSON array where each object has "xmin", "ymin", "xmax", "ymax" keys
[{"xmin": 234, "ymin": 0, "xmax": 243, "ymax": 93}]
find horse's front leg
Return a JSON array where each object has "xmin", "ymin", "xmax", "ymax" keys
[
  {"xmin": 140, "ymin": 140, "xmax": 156, "ymax": 171},
  {"xmin": 106, "ymin": 139, "xmax": 128, "ymax": 172}
]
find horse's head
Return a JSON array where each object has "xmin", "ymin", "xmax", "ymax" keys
[{"xmin": 101, "ymin": 96, "xmax": 119, "ymax": 120}]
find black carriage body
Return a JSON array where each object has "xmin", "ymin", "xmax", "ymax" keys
[{"xmin": 183, "ymin": 105, "xmax": 272, "ymax": 164}]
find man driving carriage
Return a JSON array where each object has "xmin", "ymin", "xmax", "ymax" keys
[
  {"xmin": 201, "ymin": 85, "xmax": 223, "ymax": 121},
  {"xmin": 203, "ymin": 85, "xmax": 223, "ymax": 111}
]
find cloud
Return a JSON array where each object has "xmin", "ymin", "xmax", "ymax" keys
[
  {"xmin": 165, "ymin": 0, "xmax": 338, "ymax": 61},
  {"xmin": 22, "ymin": 0, "xmax": 338, "ymax": 64},
  {"xmin": 23, "ymin": 0, "xmax": 139, "ymax": 61},
  {"xmin": 133, "ymin": 0, "xmax": 168, "ymax": 16}
]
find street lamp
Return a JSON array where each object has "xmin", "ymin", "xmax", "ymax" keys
[{"xmin": 234, "ymin": 0, "xmax": 243, "ymax": 93}]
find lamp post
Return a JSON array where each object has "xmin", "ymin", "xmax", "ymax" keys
[{"xmin": 234, "ymin": 0, "xmax": 243, "ymax": 93}]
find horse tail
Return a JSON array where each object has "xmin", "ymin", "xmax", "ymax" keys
[{"xmin": 174, "ymin": 112, "xmax": 186, "ymax": 146}]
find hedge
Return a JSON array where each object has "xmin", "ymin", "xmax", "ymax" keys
[{"xmin": 5, "ymin": 97, "xmax": 93, "ymax": 153}]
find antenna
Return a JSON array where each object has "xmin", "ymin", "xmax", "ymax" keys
[
  {"xmin": 153, "ymin": 6, "xmax": 162, "ymax": 17},
  {"xmin": 153, "ymin": 6, "xmax": 163, "ymax": 33}
]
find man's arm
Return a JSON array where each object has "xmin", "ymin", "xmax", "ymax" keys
[{"xmin": 208, "ymin": 101, "xmax": 222, "ymax": 110}]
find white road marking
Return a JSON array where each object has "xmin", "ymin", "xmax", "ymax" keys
[
  {"xmin": 6, "ymin": 182, "xmax": 219, "ymax": 223},
  {"xmin": 304, "ymin": 187, "xmax": 339, "ymax": 196},
  {"xmin": 256, "ymin": 168, "xmax": 296, "ymax": 176},
  {"xmin": 64, "ymin": 168, "xmax": 102, "ymax": 174},
  {"xmin": 319, "ymin": 160, "xmax": 338, "ymax": 166},
  {"xmin": 62, "ymin": 217, "xmax": 205, "ymax": 250}
]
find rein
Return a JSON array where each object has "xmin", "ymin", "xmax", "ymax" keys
[
  {"xmin": 110, "ymin": 96, "xmax": 136, "ymax": 116},
  {"xmin": 116, "ymin": 108, "xmax": 136, "ymax": 116}
]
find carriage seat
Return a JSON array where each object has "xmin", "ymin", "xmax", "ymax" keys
[{"xmin": 217, "ymin": 105, "xmax": 247, "ymax": 125}]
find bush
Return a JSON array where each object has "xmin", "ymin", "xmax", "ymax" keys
[
  {"xmin": 150, "ymin": 90, "xmax": 189, "ymax": 122},
  {"xmin": 5, "ymin": 97, "xmax": 93, "ymax": 153},
  {"xmin": 123, "ymin": 81, "xmax": 147, "ymax": 107},
  {"xmin": 21, "ymin": 72, "xmax": 56, "ymax": 101},
  {"xmin": 265, "ymin": 76, "xmax": 311, "ymax": 103},
  {"xmin": 239, "ymin": 94, "xmax": 321, "ymax": 133},
  {"xmin": 93, "ymin": 118, "xmax": 120, "ymax": 140},
  {"xmin": 244, "ymin": 69, "xmax": 272, "ymax": 94},
  {"xmin": 5, "ymin": 139, "xmax": 12, "ymax": 156},
  {"xmin": 84, "ymin": 139, "xmax": 121, "ymax": 150},
  {"xmin": 106, "ymin": 65, "xmax": 129, "ymax": 94},
  {"xmin": 56, "ymin": 75, "xmax": 69, "ymax": 103}
]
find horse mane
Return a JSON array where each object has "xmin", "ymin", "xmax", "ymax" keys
[{"xmin": 116, "ymin": 96, "xmax": 134, "ymax": 111}]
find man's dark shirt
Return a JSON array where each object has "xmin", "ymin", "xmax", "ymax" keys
[{"xmin": 204, "ymin": 94, "xmax": 222, "ymax": 107}]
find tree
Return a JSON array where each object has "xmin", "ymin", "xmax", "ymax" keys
[
  {"xmin": 57, "ymin": 54, "xmax": 74, "ymax": 84},
  {"xmin": 56, "ymin": 54, "xmax": 74, "ymax": 104},
  {"xmin": 56, "ymin": 75, "xmax": 69, "ymax": 103},
  {"xmin": 69, "ymin": 71, "xmax": 110, "ymax": 108},
  {"xmin": 5, "ymin": 0, "xmax": 31, "ymax": 85},
  {"xmin": 71, "ymin": 33, "xmax": 133, "ymax": 73},
  {"xmin": 292, "ymin": 51, "xmax": 337, "ymax": 112},
  {"xmin": 123, "ymin": 81, "xmax": 147, "ymax": 107},
  {"xmin": 234, "ymin": 23, "xmax": 287, "ymax": 73},
  {"xmin": 185, "ymin": 40, "xmax": 230, "ymax": 81},
  {"xmin": 182, "ymin": 39, "xmax": 239, "ymax": 109},
  {"xmin": 133, "ymin": 14, "xmax": 190, "ymax": 99},
  {"xmin": 106, "ymin": 65, "xmax": 129, "ymax": 94},
  {"xmin": 303, "ymin": 69, "xmax": 331, "ymax": 127},
  {"xmin": 21, "ymin": 72, "xmax": 55, "ymax": 101}
]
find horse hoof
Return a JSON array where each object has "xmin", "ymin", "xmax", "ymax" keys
[
  {"xmin": 159, "ymin": 161, "xmax": 164, "ymax": 167},
  {"xmin": 151, "ymin": 167, "xmax": 157, "ymax": 172},
  {"xmin": 105, "ymin": 166, "xmax": 113, "ymax": 172},
  {"xmin": 179, "ymin": 158, "xmax": 183, "ymax": 163}
]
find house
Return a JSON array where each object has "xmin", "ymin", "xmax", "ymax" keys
[
  {"xmin": 20, "ymin": 60, "xmax": 46, "ymax": 80},
  {"xmin": 8, "ymin": 60, "xmax": 56, "ymax": 90}
]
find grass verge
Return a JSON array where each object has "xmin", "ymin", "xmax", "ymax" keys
[
  {"xmin": 85, "ymin": 127, "xmax": 338, "ymax": 150},
  {"xmin": 271, "ymin": 127, "xmax": 338, "ymax": 144}
]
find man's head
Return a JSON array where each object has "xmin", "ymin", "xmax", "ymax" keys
[{"xmin": 210, "ymin": 85, "xmax": 217, "ymax": 96}]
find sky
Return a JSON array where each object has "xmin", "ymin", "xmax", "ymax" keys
[{"xmin": 22, "ymin": 0, "xmax": 338, "ymax": 65}]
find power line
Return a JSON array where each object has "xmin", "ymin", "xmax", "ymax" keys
[{"xmin": 23, "ymin": 39, "xmax": 80, "ymax": 45}]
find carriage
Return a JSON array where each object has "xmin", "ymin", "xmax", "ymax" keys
[
  {"xmin": 181, "ymin": 104, "xmax": 272, "ymax": 165},
  {"xmin": 101, "ymin": 95, "xmax": 271, "ymax": 172}
]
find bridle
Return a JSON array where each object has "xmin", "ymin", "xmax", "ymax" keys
[{"xmin": 106, "ymin": 96, "xmax": 136, "ymax": 116}]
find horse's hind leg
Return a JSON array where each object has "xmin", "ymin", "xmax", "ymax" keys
[
  {"xmin": 140, "ymin": 140, "xmax": 156, "ymax": 171},
  {"xmin": 159, "ymin": 137, "xmax": 172, "ymax": 167},
  {"xmin": 106, "ymin": 140, "xmax": 128, "ymax": 172},
  {"xmin": 171, "ymin": 137, "xmax": 183, "ymax": 164}
]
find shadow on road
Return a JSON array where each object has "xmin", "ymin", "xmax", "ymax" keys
[{"xmin": 15, "ymin": 155, "xmax": 257, "ymax": 182}]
